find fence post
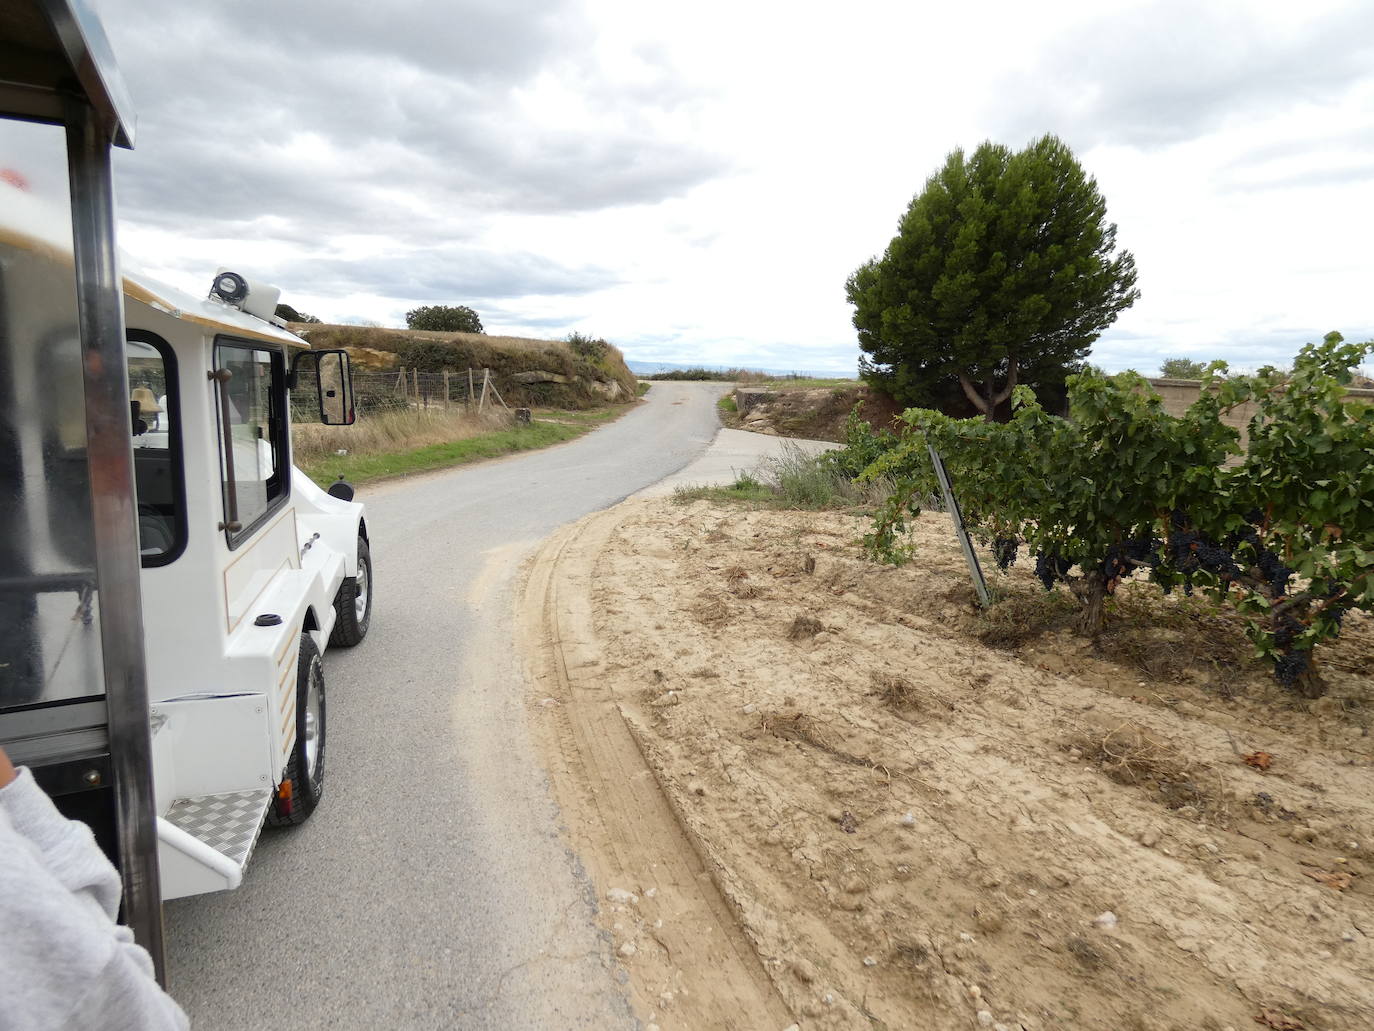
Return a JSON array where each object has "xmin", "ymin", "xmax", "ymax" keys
[
  {"xmin": 396, "ymin": 367, "xmax": 406, "ymax": 403},
  {"xmin": 468, "ymin": 368, "xmax": 475, "ymax": 409},
  {"xmin": 478, "ymin": 369, "xmax": 490, "ymax": 412},
  {"xmin": 442, "ymin": 370, "xmax": 450, "ymax": 409},
  {"xmin": 412, "ymin": 368, "xmax": 419, "ymax": 406},
  {"xmin": 928, "ymin": 445, "xmax": 990, "ymax": 608}
]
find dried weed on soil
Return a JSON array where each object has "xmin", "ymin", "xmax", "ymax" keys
[{"xmin": 570, "ymin": 500, "xmax": 1374, "ymax": 1031}]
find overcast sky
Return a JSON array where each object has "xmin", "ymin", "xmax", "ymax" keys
[{"xmin": 99, "ymin": 0, "xmax": 1374, "ymax": 376}]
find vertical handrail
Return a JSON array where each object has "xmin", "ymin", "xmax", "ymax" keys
[
  {"xmin": 209, "ymin": 368, "xmax": 241, "ymax": 532},
  {"xmin": 65, "ymin": 101, "xmax": 167, "ymax": 984}
]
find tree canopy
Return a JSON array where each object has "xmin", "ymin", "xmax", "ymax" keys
[
  {"xmin": 1158, "ymin": 357, "xmax": 1208, "ymax": 379},
  {"xmin": 405, "ymin": 304, "xmax": 484, "ymax": 333},
  {"xmin": 275, "ymin": 303, "xmax": 321, "ymax": 324},
  {"xmin": 846, "ymin": 134, "xmax": 1139, "ymax": 419}
]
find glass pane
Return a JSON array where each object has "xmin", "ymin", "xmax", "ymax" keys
[
  {"xmin": 319, "ymin": 353, "xmax": 349, "ymax": 424},
  {"xmin": 128, "ymin": 339, "xmax": 180, "ymax": 561},
  {"xmin": 0, "ymin": 119, "xmax": 106, "ymax": 710},
  {"xmin": 216, "ymin": 344, "xmax": 278, "ymax": 532}
]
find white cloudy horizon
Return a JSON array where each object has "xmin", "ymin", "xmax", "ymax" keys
[{"xmin": 99, "ymin": 0, "xmax": 1374, "ymax": 378}]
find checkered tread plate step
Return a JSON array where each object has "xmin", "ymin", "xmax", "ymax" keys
[{"xmin": 166, "ymin": 790, "xmax": 271, "ymax": 869}]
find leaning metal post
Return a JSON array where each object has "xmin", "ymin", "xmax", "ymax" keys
[
  {"xmin": 928, "ymin": 445, "xmax": 991, "ymax": 608},
  {"xmin": 66, "ymin": 101, "xmax": 167, "ymax": 984}
]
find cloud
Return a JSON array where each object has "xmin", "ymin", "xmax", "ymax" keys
[
  {"xmin": 1092, "ymin": 322, "xmax": 1374, "ymax": 374},
  {"xmin": 267, "ymin": 246, "xmax": 617, "ymax": 303},
  {"xmin": 103, "ymin": 0, "xmax": 728, "ymax": 235},
  {"xmin": 988, "ymin": 3, "xmax": 1374, "ymax": 150}
]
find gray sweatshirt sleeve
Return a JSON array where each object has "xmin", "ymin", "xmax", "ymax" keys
[{"xmin": 0, "ymin": 767, "xmax": 189, "ymax": 1031}]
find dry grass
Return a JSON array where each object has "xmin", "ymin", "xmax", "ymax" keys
[
  {"xmin": 787, "ymin": 614, "xmax": 824, "ymax": 639},
  {"xmin": 871, "ymin": 671, "xmax": 921, "ymax": 710},
  {"xmin": 292, "ymin": 406, "xmax": 512, "ymax": 463},
  {"xmin": 722, "ymin": 565, "xmax": 762, "ymax": 598},
  {"xmin": 296, "ymin": 323, "xmax": 573, "ymax": 356},
  {"xmin": 759, "ymin": 711, "xmax": 837, "ymax": 750},
  {"xmin": 693, "ymin": 594, "xmax": 733, "ymax": 625},
  {"xmin": 977, "ymin": 587, "xmax": 1079, "ymax": 648},
  {"xmin": 756, "ymin": 710, "xmax": 891, "ymax": 780},
  {"xmin": 1067, "ymin": 721, "xmax": 1229, "ymax": 822}
]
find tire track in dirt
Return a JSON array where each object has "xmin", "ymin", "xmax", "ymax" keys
[{"xmin": 519, "ymin": 503, "xmax": 794, "ymax": 1031}]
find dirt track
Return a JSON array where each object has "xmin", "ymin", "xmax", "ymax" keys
[{"xmin": 522, "ymin": 497, "xmax": 1374, "ymax": 1031}]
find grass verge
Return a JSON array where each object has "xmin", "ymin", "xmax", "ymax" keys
[
  {"xmin": 752, "ymin": 377, "xmax": 858, "ymax": 391},
  {"xmin": 672, "ymin": 444, "xmax": 891, "ymax": 512},
  {"xmin": 297, "ymin": 404, "xmax": 627, "ymax": 487}
]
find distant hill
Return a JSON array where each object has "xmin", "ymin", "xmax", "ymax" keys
[{"xmin": 625, "ymin": 358, "xmax": 856, "ymax": 379}]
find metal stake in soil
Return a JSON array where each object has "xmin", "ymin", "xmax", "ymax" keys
[{"xmin": 928, "ymin": 445, "xmax": 990, "ymax": 608}]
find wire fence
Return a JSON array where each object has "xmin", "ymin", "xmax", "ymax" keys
[{"xmin": 292, "ymin": 367, "xmax": 509, "ymax": 420}]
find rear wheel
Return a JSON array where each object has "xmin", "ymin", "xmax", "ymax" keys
[
  {"xmin": 329, "ymin": 536, "xmax": 371, "ymax": 647},
  {"xmin": 267, "ymin": 633, "xmax": 326, "ymax": 827}
]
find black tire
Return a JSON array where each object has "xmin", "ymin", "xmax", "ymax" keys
[
  {"xmin": 267, "ymin": 633, "xmax": 326, "ymax": 827},
  {"xmin": 330, "ymin": 536, "xmax": 372, "ymax": 647}
]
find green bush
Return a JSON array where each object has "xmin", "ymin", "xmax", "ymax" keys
[
  {"xmin": 823, "ymin": 405, "xmax": 899, "ymax": 479},
  {"xmin": 567, "ymin": 332, "xmax": 611, "ymax": 362},
  {"xmin": 406, "ymin": 304, "xmax": 483, "ymax": 333},
  {"xmin": 395, "ymin": 338, "xmax": 461, "ymax": 372}
]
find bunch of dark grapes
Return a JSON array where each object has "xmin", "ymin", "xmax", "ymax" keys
[
  {"xmin": 1164, "ymin": 511, "xmax": 1241, "ymax": 594},
  {"xmin": 1034, "ymin": 550, "xmax": 1073, "ymax": 591},
  {"xmin": 992, "ymin": 537, "xmax": 1018, "ymax": 571},
  {"xmin": 1256, "ymin": 549, "xmax": 1292, "ymax": 597},
  {"xmin": 1272, "ymin": 610, "xmax": 1302, "ymax": 650},
  {"xmin": 1273, "ymin": 650, "xmax": 1309, "ymax": 688},
  {"xmin": 1101, "ymin": 536, "xmax": 1159, "ymax": 587}
]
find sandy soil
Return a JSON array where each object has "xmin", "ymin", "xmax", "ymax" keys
[{"xmin": 523, "ymin": 498, "xmax": 1374, "ymax": 1031}]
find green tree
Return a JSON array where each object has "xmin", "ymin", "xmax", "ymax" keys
[
  {"xmin": 405, "ymin": 304, "xmax": 484, "ymax": 333},
  {"xmin": 847, "ymin": 135, "xmax": 1139, "ymax": 420},
  {"xmin": 275, "ymin": 303, "xmax": 321, "ymax": 324},
  {"xmin": 1158, "ymin": 357, "xmax": 1208, "ymax": 379}
]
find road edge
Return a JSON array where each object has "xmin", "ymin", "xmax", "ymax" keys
[{"xmin": 517, "ymin": 500, "xmax": 794, "ymax": 1030}]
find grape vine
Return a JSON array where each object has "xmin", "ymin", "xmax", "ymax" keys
[{"xmin": 855, "ymin": 333, "xmax": 1374, "ymax": 696}]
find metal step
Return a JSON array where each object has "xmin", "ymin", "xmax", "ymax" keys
[{"xmin": 165, "ymin": 789, "xmax": 271, "ymax": 871}]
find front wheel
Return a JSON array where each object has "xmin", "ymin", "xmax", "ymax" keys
[
  {"xmin": 330, "ymin": 536, "xmax": 372, "ymax": 647},
  {"xmin": 267, "ymin": 633, "xmax": 326, "ymax": 827}
]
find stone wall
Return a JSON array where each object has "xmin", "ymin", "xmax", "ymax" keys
[{"xmin": 1145, "ymin": 378, "xmax": 1374, "ymax": 447}]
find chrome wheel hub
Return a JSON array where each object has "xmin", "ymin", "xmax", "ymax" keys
[
  {"xmin": 354, "ymin": 558, "xmax": 369, "ymax": 621},
  {"xmin": 303, "ymin": 664, "xmax": 322, "ymax": 776}
]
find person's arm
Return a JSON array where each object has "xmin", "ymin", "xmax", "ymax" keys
[{"xmin": 0, "ymin": 747, "xmax": 189, "ymax": 1030}]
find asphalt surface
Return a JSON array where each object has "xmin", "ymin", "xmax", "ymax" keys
[{"xmin": 164, "ymin": 381, "xmax": 739, "ymax": 1030}]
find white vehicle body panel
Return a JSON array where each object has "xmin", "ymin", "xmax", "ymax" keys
[{"xmin": 1, "ymin": 187, "xmax": 367, "ymax": 899}]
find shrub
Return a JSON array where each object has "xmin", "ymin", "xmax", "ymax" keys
[
  {"xmin": 405, "ymin": 304, "xmax": 484, "ymax": 333},
  {"xmin": 395, "ymin": 338, "xmax": 462, "ymax": 372},
  {"xmin": 567, "ymin": 332, "xmax": 610, "ymax": 362},
  {"xmin": 823, "ymin": 404, "xmax": 900, "ymax": 479}
]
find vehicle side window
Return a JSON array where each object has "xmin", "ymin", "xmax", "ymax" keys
[
  {"xmin": 127, "ymin": 332, "xmax": 186, "ymax": 565},
  {"xmin": 212, "ymin": 339, "xmax": 287, "ymax": 546}
]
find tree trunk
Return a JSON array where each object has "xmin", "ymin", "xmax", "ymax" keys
[
  {"xmin": 1293, "ymin": 667, "xmax": 1327, "ymax": 699},
  {"xmin": 958, "ymin": 358, "xmax": 1019, "ymax": 422},
  {"xmin": 959, "ymin": 374, "xmax": 992, "ymax": 418},
  {"xmin": 1073, "ymin": 570, "xmax": 1108, "ymax": 636}
]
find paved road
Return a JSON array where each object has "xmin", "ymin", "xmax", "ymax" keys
[{"xmin": 164, "ymin": 382, "xmax": 733, "ymax": 1029}]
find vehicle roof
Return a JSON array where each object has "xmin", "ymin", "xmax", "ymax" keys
[{"xmin": 0, "ymin": 182, "xmax": 307, "ymax": 349}]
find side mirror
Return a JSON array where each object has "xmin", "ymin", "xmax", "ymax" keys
[{"xmin": 290, "ymin": 349, "xmax": 356, "ymax": 425}]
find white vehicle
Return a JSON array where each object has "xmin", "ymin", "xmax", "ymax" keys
[
  {"xmin": 0, "ymin": 0, "xmax": 371, "ymax": 975},
  {"xmin": 128, "ymin": 267, "xmax": 373, "ymax": 899}
]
